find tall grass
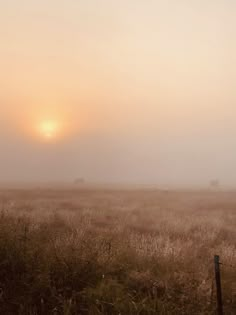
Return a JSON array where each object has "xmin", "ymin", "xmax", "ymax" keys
[{"xmin": 0, "ymin": 189, "xmax": 235, "ymax": 314}]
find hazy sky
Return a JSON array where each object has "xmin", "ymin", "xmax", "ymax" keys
[{"xmin": 0, "ymin": 0, "xmax": 236, "ymax": 186}]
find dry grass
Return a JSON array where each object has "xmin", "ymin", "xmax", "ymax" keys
[{"xmin": 0, "ymin": 189, "xmax": 235, "ymax": 314}]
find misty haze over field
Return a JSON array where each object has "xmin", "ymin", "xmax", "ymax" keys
[
  {"xmin": 0, "ymin": 3, "xmax": 236, "ymax": 315},
  {"xmin": 1, "ymin": 0, "xmax": 236, "ymax": 187}
]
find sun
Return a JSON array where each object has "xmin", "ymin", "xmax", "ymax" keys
[{"xmin": 38, "ymin": 120, "xmax": 60, "ymax": 141}]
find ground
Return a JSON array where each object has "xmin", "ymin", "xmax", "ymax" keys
[{"xmin": 0, "ymin": 188, "xmax": 235, "ymax": 314}]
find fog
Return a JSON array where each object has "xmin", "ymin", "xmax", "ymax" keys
[{"xmin": 0, "ymin": 0, "xmax": 236, "ymax": 187}]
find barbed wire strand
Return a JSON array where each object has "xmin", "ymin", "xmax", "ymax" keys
[{"xmin": 220, "ymin": 262, "xmax": 236, "ymax": 270}]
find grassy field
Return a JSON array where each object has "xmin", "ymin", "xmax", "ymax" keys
[{"xmin": 0, "ymin": 188, "xmax": 235, "ymax": 314}]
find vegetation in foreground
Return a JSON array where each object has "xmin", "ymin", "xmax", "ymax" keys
[{"xmin": 0, "ymin": 189, "xmax": 235, "ymax": 315}]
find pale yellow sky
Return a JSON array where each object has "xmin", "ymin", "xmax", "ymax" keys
[{"xmin": 0, "ymin": 0, "xmax": 236, "ymax": 185}]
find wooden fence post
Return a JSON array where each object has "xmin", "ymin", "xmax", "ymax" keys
[{"xmin": 214, "ymin": 255, "xmax": 223, "ymax": 315}]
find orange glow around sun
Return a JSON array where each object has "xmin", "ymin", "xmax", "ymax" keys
[{"xmin": 37, "ymin": 120, "xmax": 61, "ymax": 141}]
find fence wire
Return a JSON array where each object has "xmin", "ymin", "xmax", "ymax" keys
[{"xmin": 220, "ymin": 262, "xmax": 236, "ymax": 270}]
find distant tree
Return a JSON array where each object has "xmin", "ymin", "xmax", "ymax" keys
[
  {"xmin": 209, "ymin": 179, "xmax": 220, "ymax": 189},
  {"xmin": 74, "ymin": 178, "xmax": 85, "ymax": 185}
]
